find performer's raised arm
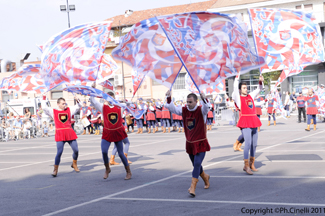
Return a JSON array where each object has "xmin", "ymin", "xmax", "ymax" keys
[
  {"xmin": 70, "ymin": 95, "xmax": 82, "ymax": 117},
  {"xmin": 90, "ymin": 96, "xmax": 103, "ymax": 114},
  {"xmin": 233, "ymin": 76, "xmax": 241, "ymax": 109},
  {"xmin": 165, "ymin": 90, "xmax": 182, "ymax": 116},
  {"xmin": 199, "ymin": 92, "xmax": 209, "ymax": 117},
  {"xmin": 250, "ymin": 75, "xmax": 264, "ymax": 99}
]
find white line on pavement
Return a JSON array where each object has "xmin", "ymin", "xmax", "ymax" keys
[
  {"xmin": 104, "ymin": 197, "xmax": 325, "ymax": 207},
  {"xmin": 176, "ymin": 175, "xmax": 325, "ymax": 179},
  {"xmin": 0, "ymin": 136, "xmax": 184, "ymax": 171},
  {"xmin": 42, "ymin": 130, "xmax": 325, "ymax": 216},
  {"xmin": 224, "ymin": 160, "xmax": 325, "ymax": 163}
]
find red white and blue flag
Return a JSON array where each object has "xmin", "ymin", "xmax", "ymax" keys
[
  {"xmin": 185, "ymin": 73, "xmax": 225, "ymax": 94},
  {"xmin": 0, "ymin": 64, "xmax": 47, "ymax": 94},
  {"xmin": 112, "ymin": 12, "xmax": 264, "ymax": 95},
  {"xmin": 40, "ymin": 21, "xmax": 112, "ymax": 90},
  {"xmin": 248, "ymin": 8, "xmax": 324, "ymax": 88},
  {"xmin": 63, "ymin": 85, "xmax": 144, "ymax": 119}
]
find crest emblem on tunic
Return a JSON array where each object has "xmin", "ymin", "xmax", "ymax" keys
[
  {"xmin": 186, "ymin": 118, "xmax": 195, "ymax": 130},
  {"xmin": 309, "ymin": 99, "xmax": 312, "ymax": 103},
  {"xmin": 246, "ymin": 99, "xmax": 253, "ymax": 109},
  {"xmin": 58, "ymin": 113, "xmax": 68, "ymax": 124},
  {"xmin": 108, "ymin": 113, "xmax": 118, "ymax": 125}
]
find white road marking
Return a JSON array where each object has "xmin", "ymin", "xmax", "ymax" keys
[
  {"xmin": 0, "ymin": 144, "xmax": 54, "ymax": 153},
  {"xmin": 176, "ymin": 175, "xmax": 325, "ymax": 179},
  {"xmin": 43, "ymin": 130, "xmax": 325, "ymax": 216},
  {"xmin": 224, "ymin": 160, "xmax": 325, "ymax": 163},
  {"xmin": 0, "ymin": 136, "xmax": 184, "ymax": 171},
  {"xmin": 104, "ymin": 197, "xmax": 325, "ymax": 207}
]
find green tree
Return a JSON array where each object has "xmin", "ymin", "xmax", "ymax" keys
[{"xmin": 261, "ymin": 70, "xmax": 281, "ymax": 89}]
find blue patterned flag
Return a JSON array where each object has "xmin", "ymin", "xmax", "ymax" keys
[
  {"xmin": 248, "ymin": 8, "xmax": 324, "ymax": 88},
  {"xmin": 40, "ymin": 22, "xmax": 113, "ymax": 90},
  {"xmin": 112, "ymin": 11, "xmax": 265, "ymax": 95},
  {"xmin": 62, "ymin": 85, "xmax": 145, "ymax": 119},
  {"xmin": 0, "ymin": 64, "xmax": 47, "ymax": 94}
]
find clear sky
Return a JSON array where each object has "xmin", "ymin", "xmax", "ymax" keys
[{"xmin": 0, "ymin": 0, "xmax": 208, "ymax": 62}]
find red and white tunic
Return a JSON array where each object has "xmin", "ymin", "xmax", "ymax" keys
[
  {"xmin": 162, "ymin": 106, "xmax": 171, "ymax": 119},
  {"xmin": 102, "ymin": 105, "xmax": 127, "ymax": 142},
  {"xmin": 207, "ymin": 107, "xmax": 214, "ymax": 118},
  {"xmin": 182, "ymin": 106, "xmax": 210, "ymax": 155},
  {"xmin": 53, "ymin": 108, "xmax": 78, "ymax": 142},
  {"xmin": 237, "ymin": 95, "xmax": 262, "ymax": 129},
  {"xmin": 305, "ymin": 95, "xmax": 319, "ymax": 115},
  {"xmin": 266, "ymin": 98, "xmax": 277, "ymax": 114},
  {"xmin": 146, "ymin": 106, "xmax": 156, "ymax": 121},
  {"xmin": 91, "ymin": 108, "xmax": 101, "ymax": 124},
  {"xmin": 255, "ymin": 97, "xmax": 263, "ymax": 115},
  {"xmin": 155, "ymin": 105, "xmax": 162, "ymax": 119}
]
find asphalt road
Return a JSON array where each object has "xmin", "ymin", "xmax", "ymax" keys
[{"xmin": 0, "ymin": 113, "xmax": 325, "ymax": 216}]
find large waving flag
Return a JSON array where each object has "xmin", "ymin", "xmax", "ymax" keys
[
  {"xmin": 40, "ymin": 21, "xmax": 112, "ymax": 90},
  {"xmin": 112, "ymin": 18, "xmax": 182, "ymax": 96},
  {"xmin": 96, "ymin": 53, "xmax": 119, "ymax": 84},
  {"xmin": 112, "ymin": 11, "xmax": 265, "ymax": 95},
  {"xmin": 185, "ymin": 73, "xmax": 225, "ymax": 94},
  {"xmin": 0, "ymin": 64, "xmax": 47, "ymax": 94},
  {"xmin": 248, "ymin": 8, "xmax": 324, "ymax": 88},
  {"xmin": 62, "ymin": 85, "xmax": 144, "ymax": 119},
  {"xmin": 315, "ymin": 87, "xmax": 325, "ymax": 112}
]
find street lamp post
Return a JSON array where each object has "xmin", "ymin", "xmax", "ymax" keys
[
  {"xmin": 119, "ymin": 10, "xmax": 133, "ymax": 100},
  {"xmin": 60, "ymin": 0, "xmax": 76, "ymax": 28}
]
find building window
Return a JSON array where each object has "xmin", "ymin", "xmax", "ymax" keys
[
  {"xmin": 290, "ymin": 65, "xmax": 318, "ymax": 93},
  {"xmin": 172, "ymin": 73, "xmax": 186, "ymax": 90},
  {"xmin": 50, "ymin": 85, "xmax": 63, "ymax": 100},
  {"xmin": 51, "ymin": 91, "xmax": 63, "ymax": 99},
  {"xmin": 240, "ymin": 70, "xmax": 260, "ymax": 92},
  {"xmin": 1, "ymin": 91, "xmax": 13, "ymax": 102},
  {"xmin": 296, "ymin": 4, "xmax": 313, "ymax": 11}
]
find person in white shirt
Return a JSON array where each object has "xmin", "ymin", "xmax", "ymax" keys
[
  {"xmin": 214, "ymin": 94, "xmax": 223, "ymax": 115},
  {"xmin": 23, "ymin": 119, "xmax": 32, "ymax": 139}
]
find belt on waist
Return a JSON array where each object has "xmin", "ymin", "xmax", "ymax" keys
[
  {"xmin": 55, "ymin": 128, "xmax": 72, "ymax": 130},
  {"xmin": 241, "ymin": 114, "xmax": 257, "ymax": 116},
  {"xmin": 104, "ymin": 125, "xmax": 124, "ymax": 131},
  {"xmin": 186, "ymin": 138, "xmax": 207, "ymax": 143}
]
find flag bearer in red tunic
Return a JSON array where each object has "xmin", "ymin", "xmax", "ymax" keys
[
  {"xmin": 90, "ymin": 89, "xmax": 131, "ymax": 180},
  {"xmin": 162, "ymin": 105, "xmax": 171, "ymax": 133},
  {"xmin": 233, "ymin": 75, "xmax": 263, "ymax": 175},
  {"xmin": 165, "ymin": 90, "xmax": 210, "ymax": 197},
  {"xmin": 90, "ymin": 106, "xmax": 101, "ymax": 135},
  {"xmin": 155, "ymin": 100, "xmax": 163, "ymax": 132},
  {"xmin": 207, "ymin": 101, "xmax": 214, "ymax": 131},
  {"xmin": 146, "ymin": 101, "xmax": 156, "ymax": 134},
  {"xmin": 43, "ymin": 96, "xmax": 82, "ymax": 177},
  {"xmin": 305, "ymin": 89, "xmax": 319, "ymax": 131}
]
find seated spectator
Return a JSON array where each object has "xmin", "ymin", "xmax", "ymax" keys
[
  {"xmin": 23, "ymin": 119, "xmax": 32, "ymax": 139},
  {"xmin": 13, "ymin": 117, "xmax": 23, "ymax": 140},
  {"xmin": 0, "ymin": 119, "xmax": 7, "ymax": 140}
]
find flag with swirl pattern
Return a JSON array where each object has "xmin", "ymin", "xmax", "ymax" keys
[
  {"xmin": 0, "ymin": 64, "xmax": 47, "ymax": 94},
  {"xmin": 185, "ymin": 73, "xmax": 225, "ymax": 94},
  {"xmin": 248, "ymin": 8, "xmax": 324, "ymax": 88},
  {"xmin": 62, "ymin": 85, "xmax": 144, "ymax": 119},
  {"xmin": 315, "ymin": 87, "xmax": 325, "ymax": 113},
  {"xmin": 40, "ymin": 21, "xmax": 112, "ymax": 90},
  {"xmin": 112, "ymin": 12, "xmax": 265, "ymax": 95}
]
